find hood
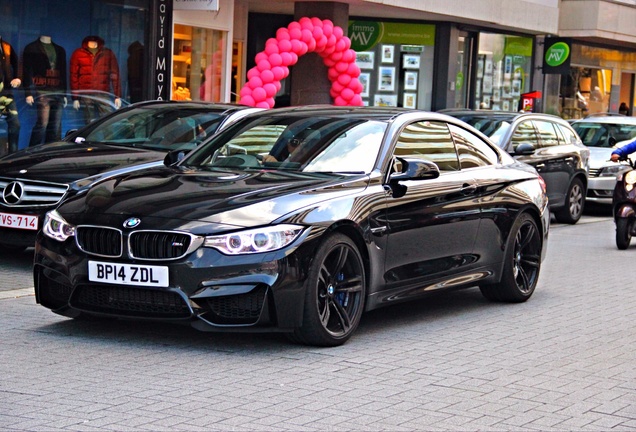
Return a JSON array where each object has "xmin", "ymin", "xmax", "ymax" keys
[
  {"xmin": 0, "ymin": 141, "xmax": 166, "ymax": 184},
  {"xmin": 60, "ymin": 166, "xmax": 369, "ymax": 230},
  {"xmin": 82, "ymin": 35, "xmax": 105, "ymax": 51}
]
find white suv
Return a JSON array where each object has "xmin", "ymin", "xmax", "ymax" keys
[{"xmin": 571, "ymin": 115, "xmax": 636, "ymax": 204}]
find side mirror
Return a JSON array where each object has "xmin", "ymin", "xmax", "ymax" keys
[
  {"xmin": 164, "ymin": 149, "xmax": 186, "ymax": 166},
  {"xmin": 608, "ymin": 136, "xmax": 617, "ymax": 147},
  {"xmin": 389, "ymin": 157, "xmax": 440, "ymax": 183},
  {"xmin": 65, "ymin": 129, "xmax": 78, "ymax": 138},
  {"xmin": 514, "ymin": 143, "xmax": 536, "ymax": 155}
]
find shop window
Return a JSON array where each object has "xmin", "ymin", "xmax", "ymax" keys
[
  {"xmin": 560, "ymin": 67, "xmax": 612, "ymax": 119},
  {"xmin": 172, "ymin": 24, "xmax": 226, "ymax": 102},
  {"xmin": 474, "ymin": 33, "xmax": 532, "ymax": 111}
]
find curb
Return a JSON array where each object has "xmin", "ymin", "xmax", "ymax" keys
[{"xmin": 0, "ymin": 288, "xmax": 34, "ymax": 300}]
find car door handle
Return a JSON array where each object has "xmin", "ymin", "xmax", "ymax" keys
[{"xmin": 461, "ymin": 183, "xmax": 477, "ymax": 195}]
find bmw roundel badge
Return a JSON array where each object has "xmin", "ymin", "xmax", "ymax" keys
[{"xmin": 123, "ymin": 217, "xmax": 141, "ymax": 229}]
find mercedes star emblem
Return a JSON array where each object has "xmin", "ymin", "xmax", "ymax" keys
[{"xmin": 3, "ymin": 181, "xmax": 25, "ymax": 205}]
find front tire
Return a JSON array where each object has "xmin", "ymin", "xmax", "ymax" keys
[
  {"xmin": 554, "ymin": 178, "xmax": 584, "ymax": 224},
  {"xmin": 290, "ymin": 233, "xmax": 366, "ymax": 347},
  {"xmin": 480, "ymin": 213, "xmax": 542, "ymax": 302},
  {"xmin": 615, "ymin": 218, "xmax": 632, "ymax": 250}
]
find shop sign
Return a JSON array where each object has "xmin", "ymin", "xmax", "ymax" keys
[
  {"xmin": 542, "ymin": 38, "xmax": 571, "ymax": 74},
  {"xmin": 348, "ymin": 21, "xmax": 435, "ymax": 51},
  {"xmin": 153, "ymin": 0, "xmax": 172, "ymax": 100},
  {"xmin": 174, "ymin": 0, "xmax": 219, "ymax": 11}
]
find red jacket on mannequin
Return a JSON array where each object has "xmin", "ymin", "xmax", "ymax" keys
[{"xmin": 70, "ymin": 35, "xmax": 121, "ymax": 102}]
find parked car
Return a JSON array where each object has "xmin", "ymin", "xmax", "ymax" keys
[
  {"xmin": 34, "ymin": 105, "xmax": 550, "ymax": 347},
  {"xmin": 571, "ymin": 114, "xmax": 636, "ymax": 205},
  {"xmin": 0, "ymin": 101, "xmax": 262, "ymax": 252},
  {"xmin": 443, "ymin": 110, "xmax": 589, "ymax": 224}
]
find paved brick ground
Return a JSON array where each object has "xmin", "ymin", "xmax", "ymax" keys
[{"xmin": 1, "ymin": 215, "xmax": 635, "ymax": 431}]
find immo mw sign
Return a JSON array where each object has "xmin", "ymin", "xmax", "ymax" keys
[{"xmin": 542, "ymin": 38, "xmax": 571, "ymax": 74}]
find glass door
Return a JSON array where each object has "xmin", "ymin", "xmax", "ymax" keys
[{"xmin": 455, "ymin": 31, "xmax": 475, "ymax": 108}]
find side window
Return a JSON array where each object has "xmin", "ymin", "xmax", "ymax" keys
[
  {"xmin": 510, "ymin": 120, "xmax": 538, "ymax": 151},
  {"xmin": 395, "ymin": 121, "xmax": 459, "ymax": 171},
  {"xmin": 533, "ymin": 121, "xmax": 559, "ymax": 147},
  {"xmin": 449, "ymin": 124, "xmax": 499, "ymax": 168},
  {"xmin": 557, "ymin": 124, "xmax": 579, "ymax": 146}
]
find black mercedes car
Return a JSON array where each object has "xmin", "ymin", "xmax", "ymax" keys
[
  {"xmin": 34, "ymin": 106, "xmax": 550, "ymax": 346},
  {"xmin": 0, "ymin": 101, "xmax": 261, "ymax": 251}
]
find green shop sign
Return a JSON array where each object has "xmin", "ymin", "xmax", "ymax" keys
[
  {"xmin": 348, "ymin": 21, "xmax": 435, "ymax": 51},
  {"xmin": 542, "ymin": 38, "xmax": 571, "ymax": 74}
]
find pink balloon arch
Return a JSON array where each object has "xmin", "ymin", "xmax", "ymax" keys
[{"xmin": 239, "ymin": 17, "xmax": 364, "ymax": 109}]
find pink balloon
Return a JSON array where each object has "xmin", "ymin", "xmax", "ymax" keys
[
  {"xmin": 265, "ymin": 43, "xmax": 279, "ymax": 55},
  {"xmin": 260, "ymin": 69, "xmax": 275, "ymax": 83},
  {"xmin": 350, "ymin": 94, "xmax": 363, "ymax": 106},
  {"xmin": 239, "ymin": 85, "xmax": 252, "ymax": 95},
  {"xmin": 347, "ymin": 62, "xmax": 360, "ymax": 77},
  {"xmin": 335, "ymin": 39, "xmax": 347, "ymax": 52},
  {"xmin": 276, "ymin": 28, "xmax": 290, "ymax": 40},
  {"xmin": 311, "ymin": 17, "xmax": 324, "ymax": 28},
  {"xmin": 257, "ymin": 60, "xmax": 271, "ymax": 72},
  {"xmin": 300, "ymin": 29, "xmax": 313, "ymax": 44},
  {"xmin": 334, "ymin": 96, "xmax": 347, "ymax": 106},
  {"xmin": 290, "ymin": 39, "xmax": 303, "ymax": 54},
  {"xmin": 240, "ymin": 95, "xmax": 255, "ymax": 107},
  {"xmin": 312, "ymin": 27, "xmax": 324, "ymax": 41},
  {"xmin": 255, "ymin": 52, "xmax": 268, "ymax": 64},
  {"xmin": 248, "ymin": 76, "xmax": 263, "ymax": 89},
  {"xmin": 330, "ymin": 88, "xmax": 339, "ymax": 99},
  {"xmin": 252, "ymin": 87, "xmax": 267, "ymax": 102},
  {"xmin": 306, "ymin": 38, "xmax": 316, "ymax": 52},
  {"xmin": 290, "ymin": 52, "xmax": 299, "ymax": 64},
  {"xmin": 332, "ymin": 81, "xmax": 345, "ymax": 93},
  {"xmin": 337, "ymin": 73, "xmax": 352, "ymax": 86},
  {"xmin": 330, "ymin": 51, "xmax": 343, "ymax": 62},
  {"xmin": 288, "ymin": 21, "xmax": 301, "ymax": 31},
  {"xmin": 269, "ymin": 53, "xmax": 283, "ymax": 66},
  {"xmin": 335, "ymin": 61, "xmax": 349, "ymax": 73},
  {"xmin": 280, "ymin": 52, "xmax": 293, "ymax": 66},
  {"xmin": 322, "ymin": 22, "xmax": 334, "ymax": 38},
  {"xmin": 348, "ymin": 78, "xmax": 363, "ymax": 93},
  {"xmin": 297, "ymin": 42, "xmax": 308, "ymax": 56},
  {"xmin": 333, "ymin": 26, "xmax": 344, "ymax": 39},
  {"xmin": 327, "ymin": 68, "xmax": 339, "ymax": 82},
  {"xmin": 273, "ymin": 81, "xmax": 282, "ymax": 92},
  {"xmin": 323, "ymin": 57, "xmax": 336, "ymax": 67},
  {"xmin": 322, "ymin": 45, "xmax": 336, "ymax": 57},
  {"xmin": 289, "ymin": 28, "xmax": 302, "ymax": 41},
  {"xmin": 266, "ymin": 38, "xmax": 277, "ymax": 46},
  {"xmin": 279, "ymin": 39, "xmax": 292, "ymax": 53},
  {"xmin": 315, "ymin": 35, "xmax": 328, "ymax": 51},
  {"xmin": 256, "ymin": 101, "xmax": 271, "ymax": 109},
  {"xmin": 299, "ymin": 17, "xmax": 313, "ymax": 30},
  {"xmin": 265, "ymin": 97, "xmax": 275, "ymax": 107},
  {"xmin": 271, "ymin": 66, "xmax": 286, "ymax": 80},
  {"xmin": 341, "ymin": 88, "xmax": 354, "ymax": 101},
  {"xmin": 341, "ymin": 49, "xmax": 355, "ymax": 63},
  {"xmin": 325, "ymin": 34, "xmax": 337, "ymax": 48},
  {"xmin": 263, "ymin": 83, "xmax": 277, "ymax": 97},
  {"xmin": 246, "ymin": 67, "xmax": 260, "ymax": 80}
]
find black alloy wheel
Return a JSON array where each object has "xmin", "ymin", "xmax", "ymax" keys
[
  {"xmin": 291, "ymin": 233, "xmax": 366, "ymax": 347},
  {"xmin": 480, "ymin": 213, "xmax": 542, "ymax": 302},
  {"xmin": 615, "ymin": 218, "xmax": 632, "ymax": 250}
]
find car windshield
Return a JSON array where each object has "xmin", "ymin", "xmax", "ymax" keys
[
  {"xmin": 76, "ymin": 106, "xmax": 226, "ymax": 151},
  {"xmin": 445, "ymin": 114, "xmax": 511, "ymax": 147},
  {"xmin": 182, "ymin": 114, "xmax": 387, "ymax": 174},
  {"xmin": 572, "ymin": 122, "xmax": 636, "ymax": 148}
]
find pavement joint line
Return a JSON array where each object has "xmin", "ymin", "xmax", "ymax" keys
[{"xmin": 0, "ymin": 288, "xmax": 35, "ymax": 299}]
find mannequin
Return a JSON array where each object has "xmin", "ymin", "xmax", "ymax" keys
[
  {"xmin": 23, "ymin": 35, "xmax": 68, "ymax": 146},
  {"xmin": 0, "ymin": 36, "xmax": 21, "ymax": 154},
  {"xmin": 70, "ymin": 35, "xmax": 121, "ymax": 123}
]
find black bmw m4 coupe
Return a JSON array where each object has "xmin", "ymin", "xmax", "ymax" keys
[{"xmin": 34, "ymin": 105, "xmax": 549, "ymax": 346}]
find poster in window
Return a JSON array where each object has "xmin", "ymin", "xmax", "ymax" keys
[
  {"xmin": 484, "ymin": 57, "xmax": 493, "ymax": 75},
  {"xmin": 504, "ymin": 56, "xmax": 513, "ymax": 76},
  {"xmin": 482, "ymin": 95, "xmax": 491, "ymax": 108},
  {"xmin": 511, "ymin": 79, "xmax": 521, "ymax": 97},
  {"xmin": 483, "ymin": 75, "xmax": 493, "ymax": 94},
  {"xmin": 359, "ymin": 73, "xmax": 370, "ymax": 97},
  {"xmin": 355, "ymin": 51, "xmax": 375, "ymax": 69},
  {"xmin": 378, "ymin": 67, "xmax": 395, "ymax": 91},
  {"xmin": 404, "ymin": 71, "xmax": 418, "ymax": 90},
  {"xmin": 403, "ymin": 54, "xmax": 420, "ymax": 69},
  {"xmin": 492, "ymin": 87, "xmax": 501, "ymax": 102},
  {"xmin": 475, "ymin": 80, "xmax": 481, "ymax": 99},
  {"xmin": 403, "ymin": 93, "xmax": 417, "ymax": 109},
  {"xmin": 381, "ymin": 45, "xmax": 394, "ymax": 63},
  {"xmin": 374, "ymin": 94, "xmax": 397, "ymax": 107},
  {"xmin": 502, "ymin": 100, "xmax": 511, "ymax": 111}
]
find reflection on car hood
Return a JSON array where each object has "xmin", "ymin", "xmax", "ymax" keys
[
  {"xmin": 60, "ymin": 167, "xmax": 368, "ymax": 228},
  {"xmin": 587, "ymin": 144, "xmax": 633, "ymax": 169},
  {"xmin": 0, "ymin": 141, "xmax": 166, "ymax": 183}
]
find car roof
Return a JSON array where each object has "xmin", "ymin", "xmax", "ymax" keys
[
  {"xmin": 440, "ymin": 109, "xmax": 575, "ymax": 127},
  {"xmin": 254, "ymin": 104, "xmax": 418, "ymax": 122},
  {"xmin": 572, "ymin": 115, "xmax": 636, "ymax": 125},
  {"xmin": 127, "ymin": 100, "xmax": 258, "ymax": 115}
]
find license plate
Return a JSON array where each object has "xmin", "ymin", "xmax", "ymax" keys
[
  {"xmin": 0, "ymin": 212, "xmax": 38, "ymax": 231},
  {"xmin": 88, "ymin": 261, "xmax": 169, "ymax": 287}
]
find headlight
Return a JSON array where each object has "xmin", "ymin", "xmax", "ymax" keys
[
  {"xmin": 625, "ymin": 170, "xmax": 636, "ymax": 186},
  {"xmin": 43, "ymin": 210, "xmax": 76, "ymax": 242},
  {"xmin": 204, "ymin": 224, "xmax": 304, "ymax": 255},
  {"xmin": 598, "ymin": 164, "xmax": 632, "ymax": 177}
]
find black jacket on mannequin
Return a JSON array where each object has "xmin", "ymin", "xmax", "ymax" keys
[{"xmin": 23, "ymin": 38, "xmax": 67, "ymax": 97}]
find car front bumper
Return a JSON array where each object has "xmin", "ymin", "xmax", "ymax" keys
[{"xmin": 586, "ymin": 176, "xmax": 618, "ymax": 205}]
